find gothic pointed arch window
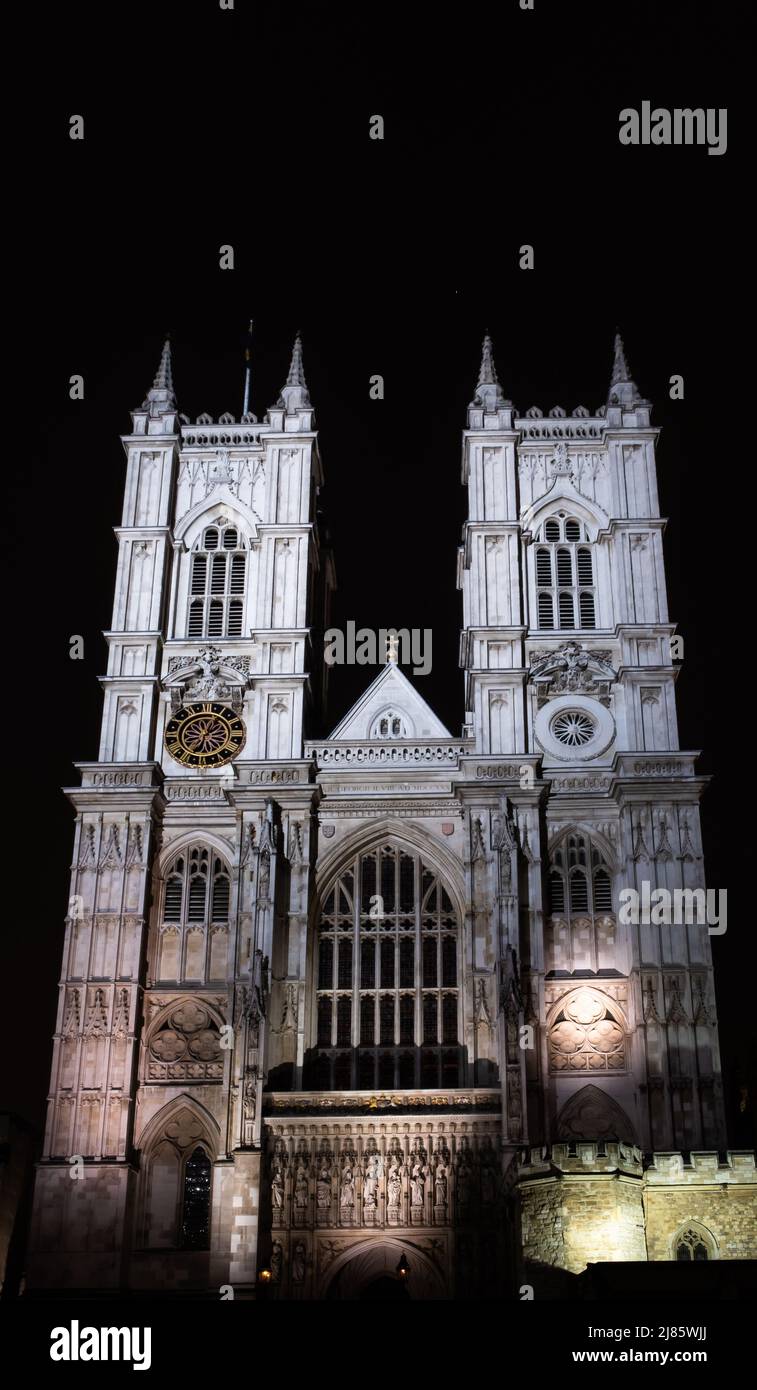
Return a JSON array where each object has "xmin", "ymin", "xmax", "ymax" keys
[
  {"xmin": 157, "ymin": 846, "xmax": 231, "ymax": 984},
  {"xmin": 535, "ymin": 514, "xmax": 597, "ymax": 632},
  {"xmin": 309, "ymin": 845, "xmax": 462, "ymax": 1091},
  {"xmin": 370, "ymin": 709, "xmax": 409, "ymax": 739},
  {"xmin": 674, "ymin": 1223, "xmax": 716, "ymax": 1262},
  {"xmin": 547, "ymin": 832, "xmax": 616, "ymax": 974},
  {"xmin": 141, "ymin": 1111, "xmax": 215, "ymax": 1251},
  {"xmin": 187, "ymin": 524, "xmax": 247, "ymax": 639}
]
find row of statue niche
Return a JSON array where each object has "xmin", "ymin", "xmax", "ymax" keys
[
  {"xmin": 270, "ymin": 1145, "xmax": 500, "ymax": 1211},
  {"xmin": 269, "ymin": 1238, "xmax": 306, "ymax": 1283}
]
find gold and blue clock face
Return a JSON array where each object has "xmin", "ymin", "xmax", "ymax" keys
[{"xmin": 164, "ymin": 702, "xmax": 245, "ymax": 769}]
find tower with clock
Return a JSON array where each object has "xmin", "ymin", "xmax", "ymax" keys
[
  {"xmin": 29, "ymin": 335, "xmax": 337, "ymax": 1292},
  {"xmin": 27, "ymin": 333, "xmax": 755, "ymax": 1299}
]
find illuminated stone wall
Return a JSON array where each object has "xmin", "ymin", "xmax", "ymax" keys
[
  {"xmin": 644, "ymin": 1151, "xmax": 757, "ymax": 1262},
  {"xmin": 516, "ymin": 1145, "xmax": 757, "ymax": 1279}
]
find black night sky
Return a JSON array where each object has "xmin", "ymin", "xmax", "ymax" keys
[{"xmin": 4, "ymin": 0, "xmax": 751, "ymax": 1151}]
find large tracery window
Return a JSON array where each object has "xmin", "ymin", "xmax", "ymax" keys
[
  {"xmin": 310, "ymin": 846, "xmax": 462, "ymax": 1091},
  {"xmin": 535, "ymin": 514, "xmax": 596, "ymax": 631},
  {"xmin": 187, "ymin": 525, "xmax": 247, "ymax": 639}
]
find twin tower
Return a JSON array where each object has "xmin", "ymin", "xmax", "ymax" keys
[{"xmin": 28, "ymin": 334, "xmax": 754, "ymax": 1298}]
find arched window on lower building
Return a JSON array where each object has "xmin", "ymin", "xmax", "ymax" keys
[
  {"xmin": 674, "ymin": 1224, "xmax": 715, "ymax": 1262},
  {"xmin": 309, "ymin": 844, "xmax": 462, "ymax": 1091}
]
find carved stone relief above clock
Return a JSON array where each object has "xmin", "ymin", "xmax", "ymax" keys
[{"xmin": 528, "ymin": 642, "xmax": 617, "ymax": 706}]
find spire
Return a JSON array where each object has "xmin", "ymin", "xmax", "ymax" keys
[
  {"xmin": 286, "ymin": 331, "xmax": 308, "ymax": 388},
  {"xmin": 610, "ymin": 330, "xmax": 631, "ymax": 387},
  {"xmin": 276, "ymin": 331, "xmax": 311, "ymax": 412},
  {"xmin": 152, "ymin": 337, "xmax": 173, "ymax": 393},
  {"xmin": 143, "ymin": 336, "xmax": 176, "ymax": 412},
  {"xmin": 478, "ymin": 333, "xmax": 499, "ymax": 388},
  {"xmin": 471, "ymin": 333, "xmax": 510, "ymax": 411},
  {"xmin": 607, "ymin": 328, "xmax": 642, "ymax": 406}
]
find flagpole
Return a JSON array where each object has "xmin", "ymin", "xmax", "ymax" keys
[{"xmin": 242, "ymin": 318, "xmax": 253, "ymax": 417}]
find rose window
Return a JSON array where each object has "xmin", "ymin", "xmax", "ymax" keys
[{"xmin": 551, "ymin": 709, "xmax": 596, "ymax": 747}]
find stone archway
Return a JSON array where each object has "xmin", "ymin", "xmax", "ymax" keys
[
  {"xmin": 322, "ymin": 1238, "xmax": 447, "ymax": 1300},
  {"xmin": 556, "ymin": 1084, "xmax": 636, "ymax": 1143}
]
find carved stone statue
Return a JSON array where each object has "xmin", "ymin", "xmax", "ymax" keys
[
  {"xmin": 434, "ymin": 1161, "xmax": 448, "ymax": 1207},
  {"xmin": 475, "ymin": 978, "xmax": 492, "ymax": 1032},
  {"xmin": 242, "ymin": 1068, "xmax": 258, "ymax": 1146},
  {"xmin": 270, "ymin": 1240, "xmax": 283, "ymax": 1283},
  {"xmin": 271, "ymin": 1163, "xmax": 285, "ymax": 1209},
  {"xmin": 294, "ymin": 1165, "xmax": 309, "ymax": 1209},
  {"xmin": 316, "ymin": 1165, "xmax": 332, "ymax": 1209},
  {"xmin": 292, "ymin": 1241, "xmax": 306, "ymax": 1283},
  {"xmin": 252, "ymin": 949, "xmax": 268, "ymax": 1017},
  {"xmin": 340, "ymin": 1167, "xmax": 355, "ymax": 1211},
  {"xmin": 410, "ymin": 1159, "xmax": 428, "ymax": 1207},
  {"xmin": 550, "ymin": 440, "xmax": 572, "ymax": 475},
  {"xmin": 243, "ymin": 1076, "xmax": 257, "ymax": 1123},
  {"xmin": 363, "ymin": 1153, "xmax": 382, "ymax": 1210},
  {"xmin": 257, "ymin": 853, "xmax": 271, "ymax": 901},
  {"xmin": 185, "ymin": 646, "xmax": 229, "ymax": 701},
  {"xmin": 387, "ymin": 1161, "xmax": 402, "ymax": 1209}
]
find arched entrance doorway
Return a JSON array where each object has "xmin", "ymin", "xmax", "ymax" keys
[
  {"xmin": 359, "ymin": 1275, "xmax": 410, "ymax": 1301},
  {"xmin": 322, "ymin": 1238, "xmax": 447, "ymax": 1300}
]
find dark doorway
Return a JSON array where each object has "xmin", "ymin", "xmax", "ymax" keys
[{"xmin": 359, "ymin": 1275, "xmax": 411, "ymax": 1301}]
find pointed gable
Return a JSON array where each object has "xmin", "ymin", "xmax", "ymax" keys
[{"xmin": 328, "ymin": 664, "xmax": 452, "ymax": 741}]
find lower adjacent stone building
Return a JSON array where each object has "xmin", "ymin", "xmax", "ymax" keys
[
  {"xmin": 518, "ymin": 1146, "xmax": 756, "ymax": 1285},
  {"xmin": 26, "ymin": 333, "xmax": 756, "ymax": 1297}
]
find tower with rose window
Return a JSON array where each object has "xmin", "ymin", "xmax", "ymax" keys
[{"xmin": 27, "ymin": 332, "xmax": 754, "ymax": 1299}]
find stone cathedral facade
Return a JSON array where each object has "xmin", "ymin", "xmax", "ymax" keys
[{"xmin": 28, "ymin": 334, "xmax": 755, "ymax": 1298}]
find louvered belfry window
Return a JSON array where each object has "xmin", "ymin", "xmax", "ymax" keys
[
  {"xmin": 535, "ymin": 515, "xmax": 597, "ymax": 631},
  {"xmin": 310, "ymin": 846, "xmax": 462, "ymax": 1091},
  {"xmin": 546, "ymin": 833, "xmax": 616, "ymax": 974},
  {"xmin": 549, "ymin": 834, "xmax": 613, "ymax": 918},
  {"xmin": 187, "ymin": 525, "xmax": 246, "ymax": 639},
  {"xmin": 162, "ymin": 848, "xmax": 231, "ymax": 926}
]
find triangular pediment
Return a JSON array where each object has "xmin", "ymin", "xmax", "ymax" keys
[{"xmin": 328, "ymin": 664, "xmax": 452, "ymax": 741}]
